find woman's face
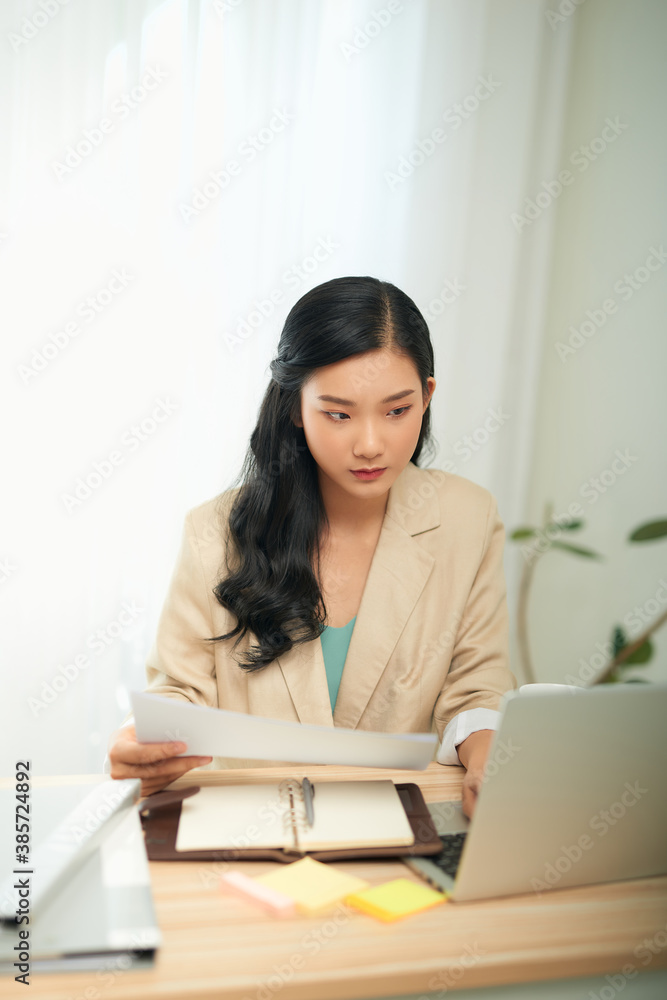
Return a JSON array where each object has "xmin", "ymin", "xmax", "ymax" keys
[{"xmin": 295, "ymin": 347, "xmax": 435, "ymax": 504}]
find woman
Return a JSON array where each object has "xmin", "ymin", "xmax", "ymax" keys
[{"xmin": 108, "ymin": 275, "xmax": 517, "ymax": 819}]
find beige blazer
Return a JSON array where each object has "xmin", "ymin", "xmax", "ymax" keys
[{"xmin": 142, "ymin": 461, "xmax": 518, "ymax": 767}]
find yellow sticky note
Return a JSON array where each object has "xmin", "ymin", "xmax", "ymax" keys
[
  {"xmin": 346, "ymin": 878, "xmax": 447, "ymax": 922},
  {"xmin": 255, "ymin": 857, "xmax": 369, "ymax": 915}
]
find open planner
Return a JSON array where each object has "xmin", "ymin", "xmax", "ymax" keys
[{"xmin": 139, "ymin": 779, "xmax": 443, "ymax": 862}]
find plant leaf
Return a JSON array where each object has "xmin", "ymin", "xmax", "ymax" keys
[
  {"xmin": 556, "ymin": 519, "xmax": 584, "ymax": 531},
  {"xmin": 623, "ymin": 638, "xmax": 654, "ymax": 665},
  {"xmin": 510, "ymin": 528, "xmax": 536, "ymax": 540},
  {"xmin": 611, "ymin": 625, "xmax": 626, "ymax": 657},
  {"xmin": 550, "ymin": 540, "xmax": 603, "ymax": 559},
  {"xmin": 629, "ymin": 519, "xmax": 667, "ymax": 542},
  {"xmin": 623, "ymin": 678, "xmax": 651, "ymax": 683}
]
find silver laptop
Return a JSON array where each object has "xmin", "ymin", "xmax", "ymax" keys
[
  {"xmin": 0, "ymin": 779, "xmax": 160, "ymax": 973},
  {"xmin": 404, "ymin": 682, "xmax": 667, "ymax": 902}
]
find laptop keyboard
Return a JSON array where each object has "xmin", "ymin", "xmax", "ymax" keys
[{"xmin": 431, "ymin": 832, "xmax": 468, "ymax": 878}]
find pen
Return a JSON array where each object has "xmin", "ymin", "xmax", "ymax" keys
[{"xmin": 302, "ymin": 777, "xmax": 315, "ymax": 827}]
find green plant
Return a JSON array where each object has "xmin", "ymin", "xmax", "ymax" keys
[
  {"xmin": 594, "ymin": 519, "xmax": 667, "ymax": 683},
  {"xmin": 510, "ymin": 504, "xmax": 602, "ymax": 684},
  {"xmin": 510, "ymin": 512, "xmax": 667, "ymax": 685}
]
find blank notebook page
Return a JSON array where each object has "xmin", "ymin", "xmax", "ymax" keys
[
  {"xmin": 298, "ymin": 780, "xmax": 414, "ymax": 851},
  {"xmin": 174, "ymin": 780, "xmax": 415, "ymax": 853},
  {"xmin": 175, "ymin": 784, "xmax": 288, "ymax": 851}
]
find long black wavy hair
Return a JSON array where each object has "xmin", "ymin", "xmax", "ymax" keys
[{"xmin": 207, "ymin": 275, "xmax": 436, "ymax": 670}]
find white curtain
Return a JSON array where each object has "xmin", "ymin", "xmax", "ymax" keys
[{"xmin": 1, "ymin": 0, "xmax": 572, "ymax": 774}]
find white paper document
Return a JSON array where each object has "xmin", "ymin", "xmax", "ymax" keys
[{"xmin": 130, "ymin": 691, "xmax": 437, "ymax": 769}]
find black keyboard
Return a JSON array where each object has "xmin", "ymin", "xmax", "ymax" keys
[{"xmin": 431, "ymin": 832, "xmax": 467, "ymax": 878}]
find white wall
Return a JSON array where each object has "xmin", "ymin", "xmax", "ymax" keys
[
  {"xmin": 3, "ymin": 0, "xmax": 663, "ymax": 778},
  {"xmin": 2, "ymin": 0, "xmax": 567, "ymax": 775},
  {"xmin": 518, "ymin": 0, "xmax": 667, "ymax": 685}
]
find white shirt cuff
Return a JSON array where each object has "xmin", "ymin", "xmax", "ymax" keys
[
  {"xmin": 103, "ymin": 716, "xmax": 135, "ymax": 774},
  {"xmin": 436, "ymin": 708, "xmax": 502, "ymax": 766}
]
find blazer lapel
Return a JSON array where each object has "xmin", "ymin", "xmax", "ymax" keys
[
  {"xmin": 333, "ymin": 462, "xmax": 439, "ymax": 729},
  {"xmin": 277, "ymin": 461, "xmax": 440, "ymax": 729},
  {"xmin": 277, "ymin": 628, "xmax": 334, "ymax": 727}
]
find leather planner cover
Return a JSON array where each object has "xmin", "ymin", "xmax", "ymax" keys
[{"xmin": 138, "ymin": 782, "xmax": 443, "ymax": 862}]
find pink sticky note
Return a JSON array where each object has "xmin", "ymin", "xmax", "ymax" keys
[{"xmin": 221, "ymin": 871, "xmax": 296, "ymax": 917}]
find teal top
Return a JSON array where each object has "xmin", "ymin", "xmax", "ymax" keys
[{"xmin": 320, "ymin": 615, "xmax": 357, "ymax": 711}]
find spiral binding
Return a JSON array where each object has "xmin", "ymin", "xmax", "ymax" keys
[{"xmin": 278, "ymin": 779, "xmax": 308, "ymax": 855}]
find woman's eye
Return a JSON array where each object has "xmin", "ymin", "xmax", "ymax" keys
[{"xmin": 325, "ymin": 406, "xmax": 412, "ymax": 422}]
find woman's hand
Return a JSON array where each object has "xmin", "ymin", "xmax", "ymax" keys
[
  {"xmin": 456, "ymin": 729, "xmax": 495, "ymax": 821},
  {"xmin": 108, "ymin": 724, "xmax": 213, "ymax": 798},
  {"xmin": 461, "ymin": 765, "xmax": 486, "ymax": 821}
]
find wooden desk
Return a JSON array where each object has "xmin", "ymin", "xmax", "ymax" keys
[{"xmin": 13, "ymin": 765, "xmax": 667, "ymax": 1000}]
